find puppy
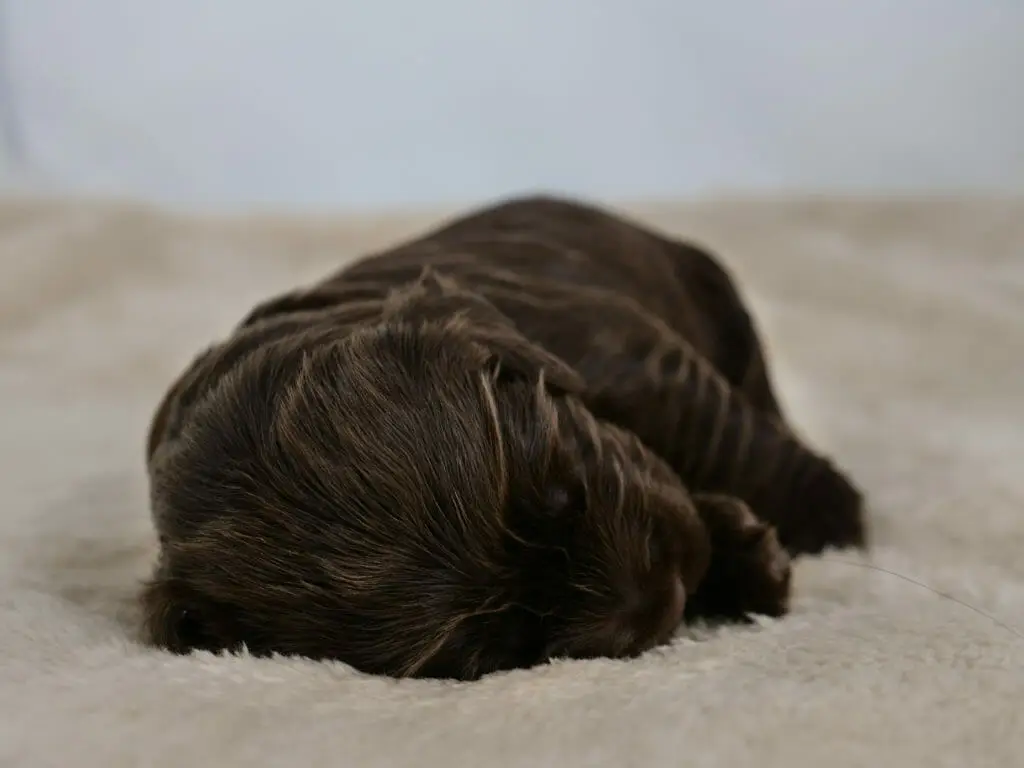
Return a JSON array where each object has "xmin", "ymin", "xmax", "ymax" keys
[{"xmin": 142, "ymin": 195, "xmax": 865, "ymax": 680}]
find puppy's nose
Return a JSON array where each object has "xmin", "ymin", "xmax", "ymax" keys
[
  {"xmin": 657, "ymin": 574, "xmax": 687, "ymax": 641},
  {"xmin": 626, "ymin": 572, "xmax": 686, "ymax": 651}
]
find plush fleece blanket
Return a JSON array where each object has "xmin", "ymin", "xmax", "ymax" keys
[{"xmin": 1, "ymin": 197, "xmax": 1022, "ymax": 768}]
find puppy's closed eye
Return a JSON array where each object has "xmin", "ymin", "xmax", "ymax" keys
[
  {"xmin": 174, "ymin": 608, "xmax": 210, "ymax": 649},
  {"xmin": 544, "ymin": 485, "xmax": 574, "ymax": 515},
  {"xmin": 647, "ymin": 519, "xmax": 678, "ymax": 572}
]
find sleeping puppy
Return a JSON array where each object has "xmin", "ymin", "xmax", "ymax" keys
[{"xmin": 142, "ymin": 195, "xmax": 865, "ymax": 680}]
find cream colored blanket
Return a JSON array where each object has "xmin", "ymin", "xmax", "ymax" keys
[{"xmin": 1, "ymin": 198, "xmax": 1022, "ymax": 768}]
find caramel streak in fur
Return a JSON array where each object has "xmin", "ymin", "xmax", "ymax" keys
[
  {"xmin": 478, "ymin": 371, "xmax": 509, "ymax": 510},
  {"xmin": 682, "ymin": 352, "xmax": 710, "ymax": 479},
  {"xmin": 699, "ymin": 373, "xmax": 733, "ymax": 487}
]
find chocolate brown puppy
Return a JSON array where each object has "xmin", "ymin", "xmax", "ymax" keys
[{"xmin": 142, "ymin": 195, "xmax": 864, "ymax": 680}]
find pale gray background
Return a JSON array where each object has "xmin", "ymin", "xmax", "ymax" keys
[{"xmin": 0, "ymin": 0, "xmax": 1021, "ymax": 211}]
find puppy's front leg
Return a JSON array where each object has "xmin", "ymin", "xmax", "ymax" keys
[
  {"xmin": 684, "ymin": 494, "xmax": 792, "ymax": 622},
  {"xmin": 482, "ymin": 288, "xmax": 866, "ymax": 556},
  {"xmin": 579, "ymin": 320, "xmax": 866, "ymax": 558}
]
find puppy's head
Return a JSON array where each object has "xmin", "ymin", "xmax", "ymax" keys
[{"xmin": 143, "ymin": 272, "xmax": 709, "ymax": 679}]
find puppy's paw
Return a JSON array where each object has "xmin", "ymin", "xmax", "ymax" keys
[
  {"xmin": 686, "ymin": 495, "xmax": 792, "ymax": 621},
  {"xmin": 779, "ymin": 461, "xmax": 866, "ymax": 557},
  {"xmin": 728, "ymin": 521, "xmax": 792, "ymax": 618}
]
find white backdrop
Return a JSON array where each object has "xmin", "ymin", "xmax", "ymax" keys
[{"xmin": 1, "ymin": 0, "xmax": 1022, "ymax": 211}]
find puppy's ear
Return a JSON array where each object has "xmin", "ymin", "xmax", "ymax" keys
[
  {"xmin": 469, "ymin": 323, "xmax": 585, "ymax": 396},
  {"xmin": 381, "ymin": 266, "xmax": 469, "ymax": 320},
  {"xmin": 385, "ymin": 267, "xmax": 586, "ymax": 395},
  {"xmin": 146, "ymin": 347, "xmax": 217, "ymax": 463},
  {"xmin": 409, "ymin": 265, "xmax": 462, "ymax": 296}
]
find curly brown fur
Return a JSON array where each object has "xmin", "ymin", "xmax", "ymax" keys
[{"xmin": 142, "ymin": 194, "xmax": 865, "ymax": 680}]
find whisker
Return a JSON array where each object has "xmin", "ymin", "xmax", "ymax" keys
[{"xmin": 821, "ymin": 557, "xmax": 1024, "ymax": 640}]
